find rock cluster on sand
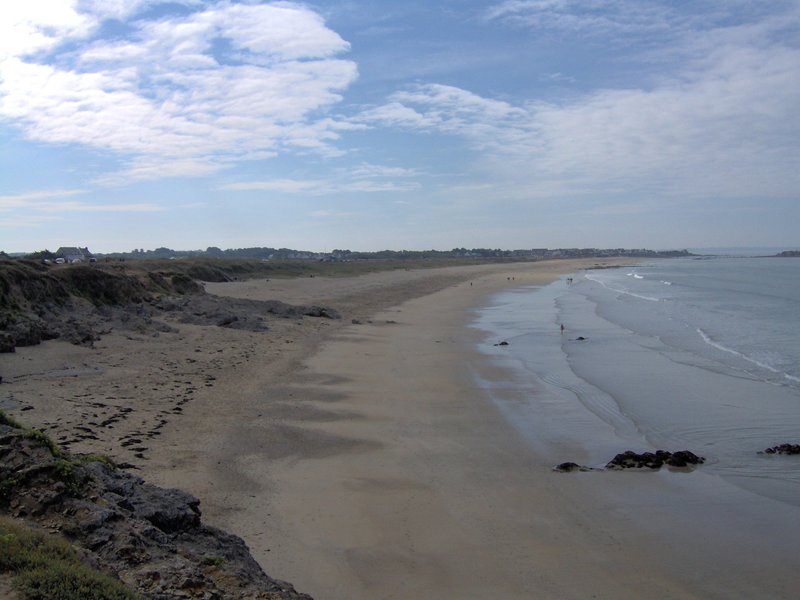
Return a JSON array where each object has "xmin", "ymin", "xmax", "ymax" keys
[
  {"xmin": 554, "ymin": 449, "xmax": 705, "ymax": 472},
  {"xmin": 0, "ymin": 421, "xmax": 312, "ymax": 599}
]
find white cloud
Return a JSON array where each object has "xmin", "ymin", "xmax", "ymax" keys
[
  {"xmin": 310, "ymin": 209, "xmax": 354, "ymax": 218},
  {"xmin": 0, "ymin": 188, "xmax": 161, "ymax": 214},
  {"xmin": 223, "ymin": 179, "xmax": 318, "ymax": 193},
  {"xmin": 360, "ymin": 9, "xmax": 800, "ymax": 201},
  {"xmin": 356, "ymin": 102, "xmax": 433, "ymax": 129},
  {"xmin": 0, "ymin": 2, "xmax": 94, "ymax": 59},
  {"xmin": 210, "ymin": 3, "xmax": 349, "ymax": 59},
  {"xmin": 36, "ymin": 201, "xmax": 163, "ymax": 213},
  {"xmin": 0, "ymin": 188, "xmax": 88, "ymax": 209},
  {"xmin": 77, "ymin": 0, "xmax": 168, "ymax": 22},
  {"xmin": 485, "ymin": 1, "xmax": 678, "ymax": 38},
  {"xmin": 348, "ymin": 163, "xmax": 418, "ymax": 178},
  {"xmin": 222, "ymin": 177, "xmax": 417, "ymax": 195},
  {"xmin": 358, "ymin": 84, "xmax": 539, "ymax": 158},
  {"xmin": 0, "ymin": 2, "xmax": 357, "ymax": 182},
  {"xmin": 222, "ymin": 162, "xmax": 419, "ymax": 195},
  {"xmin": 0, "ymin": 215, "xmax": 62, "ymax": 228},
  {"xmin": 91, "ymin": 158, "xmax": 224, "ymax": 186},
  {"xmin": 540, "ymin": 72, "xmax": 576, "ymax": 83}
]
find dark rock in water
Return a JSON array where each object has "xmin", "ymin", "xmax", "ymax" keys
[
  {"xmin": 574, "ymin": 336, "xmax": 587, "ymax": 341},
  {"xmin": 605, "ymin": 449, "xmax": 705, "ymax": 470},
  {"xmin": 494, "ymin": 341, "xmax": 509, "ymax": 346},
  {"xmin": 762, "ymin": 443, "xmax": 800, "ymax": 455},
  {"xmin": 666, "ymin": 450, "xmax": 705, "ymax": 467},
  {"xmin": 554, "ymin": 462, "xmax": 581, "ymax": 472},
  {"xmin": 0, "ymin": 422, "xmax": 312, "ymax": 599},
  {"xmin": 553, "ymin": 462, "xmax": 595, "ymax": 473}
]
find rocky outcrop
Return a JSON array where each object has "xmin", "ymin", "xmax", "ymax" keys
[
  {"xmin": 0, "ymin": 421, "xmax": 311, "ymax": 599},
  {"xmin": 553, "ymin": 449, "xmax": 705, "ymax": 472}
]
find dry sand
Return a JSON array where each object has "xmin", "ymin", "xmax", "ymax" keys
[{"xmin": 1, "ymin": 258, "xmax": 710, "ymax": 599}]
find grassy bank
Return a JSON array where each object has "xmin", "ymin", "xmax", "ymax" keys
[{"xmin": 0, "ymin": 517, "xmax": 139, "ymax": 600}]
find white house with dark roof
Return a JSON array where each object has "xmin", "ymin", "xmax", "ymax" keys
[{"xmin": 55, "ymin": 247, "xmax": 93, "ymax": 263}]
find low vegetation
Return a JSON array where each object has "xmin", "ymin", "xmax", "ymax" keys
[
  {"xmin": 0, "ymin": 410, "xmax": 114, "ymax": 499},
  {"xmin": 0, "ymin": 516, "xmax": 139, "ymax": 600}
]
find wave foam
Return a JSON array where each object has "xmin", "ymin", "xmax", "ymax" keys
[
  {"xmin": 585, "ymin": 273, "xmax": 660, "ymax": 302},
  {"xmin": 697, "ymin": 328, "xmax": 797, "ymax": 384}
]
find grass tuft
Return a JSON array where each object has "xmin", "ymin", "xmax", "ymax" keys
[
  {"xmin": 21, "ymin": 429, "xmax": 64, "ymax": 459},
  {"xmin": 73, "ymin": 453, "xmax": 116, "ymax": 470},
  {"xmin": 201, "ymin": 555, "xmax": 227, "ymax": 569},
  {"xmin": 0, "ymin": 409, "xmax": 24, "ymax": 430}
]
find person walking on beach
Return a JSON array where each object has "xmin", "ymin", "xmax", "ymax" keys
[{"xmin": 560, "ymin": 324, "xmax": 565, "ymax": 334}]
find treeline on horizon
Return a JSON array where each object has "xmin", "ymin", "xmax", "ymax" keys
[{"xmin": 12, "ymin": 246, "xmax": 694, "ymax": 261}]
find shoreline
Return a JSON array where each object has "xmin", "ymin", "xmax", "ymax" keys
[
  {"xmin": 470, "ymin": 266, "xmax": 800, "ymax": 599},
  {"xmin": 4, "ymin": 257, "xmax": 679, "ymax": 598}
]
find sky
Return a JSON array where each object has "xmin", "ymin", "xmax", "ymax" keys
[{"xmin": 1, "ymin": 0, "xmax": 798, "ymax": 253}]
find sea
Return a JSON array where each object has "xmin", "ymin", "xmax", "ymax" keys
[{"xmin": 472, "ymin": 255, "xmax": 800, "ymax": 509}]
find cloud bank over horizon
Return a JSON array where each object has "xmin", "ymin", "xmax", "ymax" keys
[{"xmin": 1, "ymin": 1, "xmax": 798, "ymax": 252}]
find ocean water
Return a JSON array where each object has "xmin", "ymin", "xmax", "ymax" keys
[{"xmin": 473, "ymin": 256, "xmax": 800, "ymax": 507}]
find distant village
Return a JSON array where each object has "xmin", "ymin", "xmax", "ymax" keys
[
  {"xmin": 13, "ymin": 246, "xmax": 99, "ymax": 264},
  {"xmin": 5, "ymin": 246, "xmax": 695, "ymax": 263}
]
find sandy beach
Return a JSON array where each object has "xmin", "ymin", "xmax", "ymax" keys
[{"xmin": 6, "ymin": 257, "xmax": 784, "ymax": 599}]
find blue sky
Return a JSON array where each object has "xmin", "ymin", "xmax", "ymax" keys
[{"xmin": 1, "ymin": 0, "xmax": 798, "ymax": 253}]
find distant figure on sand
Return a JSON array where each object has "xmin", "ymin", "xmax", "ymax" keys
[{"xmin": 560, "ymin": 324, "xmax": 565, "ymax": 334}]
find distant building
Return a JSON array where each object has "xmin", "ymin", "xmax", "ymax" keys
[{"xmin": 55, "ymin": 247, "xmax": 93, "ymax": 263}]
